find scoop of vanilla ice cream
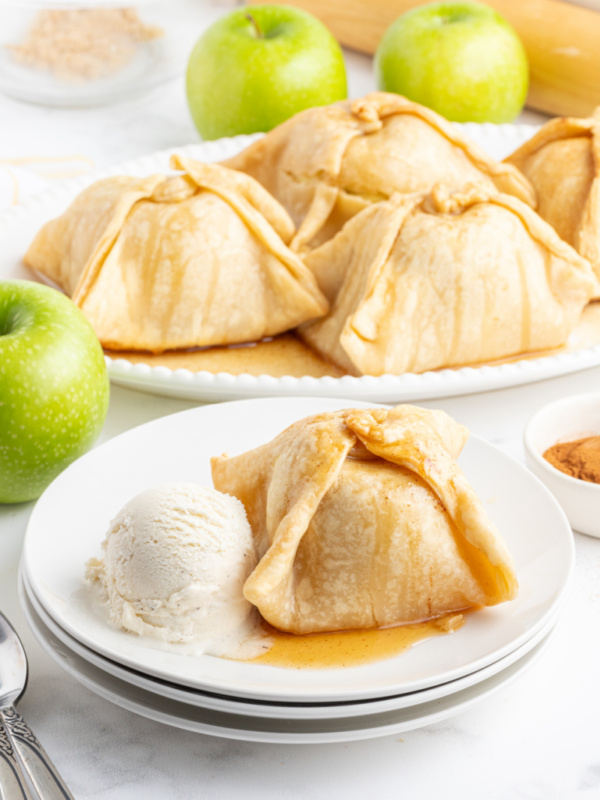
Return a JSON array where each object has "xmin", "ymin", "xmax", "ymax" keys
[{"xmin": 87, "ymin": 483, "xmax": 257, "ymax": 644}]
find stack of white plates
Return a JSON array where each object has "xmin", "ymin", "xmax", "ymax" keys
[{"xmin": 20, "ymin": 398, "xmax": 574, "ymax": 744}]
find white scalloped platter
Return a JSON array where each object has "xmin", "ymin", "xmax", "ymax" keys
[{"xmin": 3, "ymin": 124, "xmax": 600, "ymax": 403}]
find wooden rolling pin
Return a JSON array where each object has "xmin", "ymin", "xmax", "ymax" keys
[{"xmin": 248, "ymin": 0, "xmax": 600, "ymax": 117}]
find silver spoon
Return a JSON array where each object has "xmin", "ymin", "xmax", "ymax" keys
[{"xmin": 0, "ymin": 611, "xmax": 74, "ymax": 799}]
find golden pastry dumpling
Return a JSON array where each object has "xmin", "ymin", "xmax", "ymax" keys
[
  {"xmin": 505, "ymin": 110, "xmax": 600, "ymax": 295},
  {"xmin": 24, "ymin": 156, "xmax": 328, "ymax": 352},
  {"xmin": 223, "ymin": 92, "xmax": 536, "ymax": 251},
  {"xmin": 211, "ymin": 405, "xmax": 518, "ymax": 634},
  {"xmin": 299, "ymin": 184, "xmax": 595, "ymax": 376}
]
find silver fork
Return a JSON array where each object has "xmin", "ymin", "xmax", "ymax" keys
[
  {"xmin": 0, "ymin": 611, "xmax": 74, "ymax": 799},
  {"xmin": 0, "ymin": 720, "xmax": 34, "ymax": 799}
]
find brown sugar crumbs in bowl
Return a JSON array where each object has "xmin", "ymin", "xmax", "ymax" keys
[{"xmin": 7, "ymin": 8, "xmax": 163, "ymax": 83}]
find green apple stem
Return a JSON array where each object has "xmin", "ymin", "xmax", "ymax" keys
[{"xmin": 245, "ymin": 13, "xmax": 264, "ymax": 39}]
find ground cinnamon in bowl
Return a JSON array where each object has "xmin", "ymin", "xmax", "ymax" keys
[{"xmin": 543, "ymin": 436, "xmax": 600, "ymax": 484}]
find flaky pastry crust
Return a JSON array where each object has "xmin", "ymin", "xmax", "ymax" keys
[
  {"xmin": 24, "ymin": 156, "xmax": 328, "ymax": 352},
  {"xmin": 506, "ymin": 110, "xmax": 600, "ymax": 298},
  {"xmin": 212, "ymin": 405, "xmax": 518, "ymax": 634},
  {"xmin": 299, "ymin": 184, "xmax": 595, "ymax": 376},
  {"xmin": 223, "ymin": 92, "xmax": 536, "ymax": 252}
]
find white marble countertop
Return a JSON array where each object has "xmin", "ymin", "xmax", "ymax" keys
[{"xmin": 1, "ymin": 14, "xmax": 598, "ymax": 799}]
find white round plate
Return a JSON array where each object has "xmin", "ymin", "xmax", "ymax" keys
[
  {"xmin": 22, "ymin": 397, "xmax": 574, "ymax": 703},
  {"xmin": 22, "ymin": 586, "xmax": 555, "ymax": 744},
  {"xmin": 3, "ymin": 125, "xmax": 600, "ymax": 403},
  {"xmin": 20, "ymin": 567, "xmax": 562, "ymax": 721}
]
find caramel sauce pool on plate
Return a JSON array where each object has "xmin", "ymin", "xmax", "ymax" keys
[
  {"xmin": 249, "ymin": 614, "xmax": 465, "ymax": 670},
  {"xmin": 105, "ymin": 303, "xmax": 600, "ymax": 378}
]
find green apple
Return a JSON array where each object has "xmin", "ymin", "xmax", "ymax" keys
[
  {"xmin": 186, "ymin": 5, "xmax": 347, "ymax": 140},
  {"xmin": 0, "ymin": 281, "xmax": 109, "ymax": 504},
  {"xmin": 375, "ymin": 1, "xmax": 528, "ymax": 123}
]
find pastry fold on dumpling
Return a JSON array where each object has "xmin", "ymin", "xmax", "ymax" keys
[
  {"xmin": 211, "ymin": 405, "xmax": 518, "ymax": 634},
  {"xmin": 24, "ymin": 156, "xmax": 328, "ymax": 352},
  {"xmin": 505, "ymin": 110, "xmax": 600, "ymax": 296},
  {"xmin": 222, "ymin": 92, "xmax": 536, "ymax": 251},
  {"xmin": 299, "ymin": 184, "xmax": 595, "ymax": 376}
]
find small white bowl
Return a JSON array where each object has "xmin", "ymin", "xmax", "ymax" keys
[
  {"xmin": 524, "ymin": 392, "xmax": 600, "ymax": 538},
  {"xmin": 0, "ymin": 1, "xmax": 206, "ymax": 107}
]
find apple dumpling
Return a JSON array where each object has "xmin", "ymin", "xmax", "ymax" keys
[
  {"xmin": 211, "ymin": 404, "xmax": 518, "ymax": 634},
  {"xmin": 299, "ymin": 184, "xmax": 596, "ymax": 376},
  {"xmin": 24, "ymin": 156, "xmax": 328, "ymax": 352},
  {"xmin": 505, "ymin": 110, "xmax": 600, "ymax": 296},
  {"xmin": 222, "ymin": 92, "xmax": 536, "ymax": 251}
]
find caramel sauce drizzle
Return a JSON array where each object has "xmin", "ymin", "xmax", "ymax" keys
[
  {"xmin": 104, "ymin": 302, "xmax": 600, "ymax": 378},
  {"xmin": 248, "ymin": 614, "xmax": 466, "ymax": 670}
]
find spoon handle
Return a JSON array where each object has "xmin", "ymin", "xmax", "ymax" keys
[
  {"xmin": 0, "ymin": 716, "xmax": 34, "ymax": 800},
  {"xmin": 0, "ymin": 708, "xmax": 74, "ymax": 800}
]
